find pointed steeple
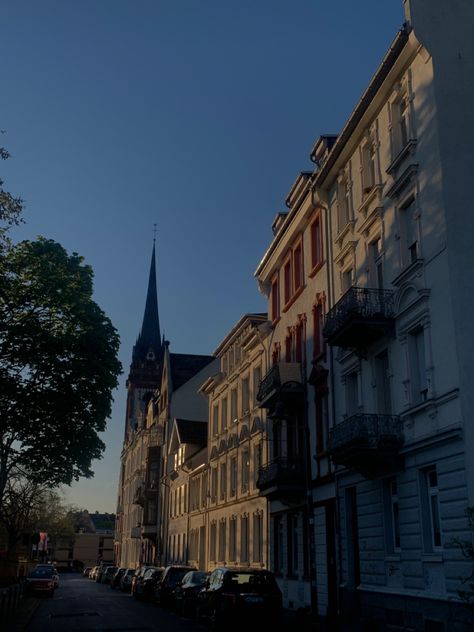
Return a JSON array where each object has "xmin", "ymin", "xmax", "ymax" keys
[{"xmin": 132, "ymin": 241, "xmax": 162, "ymax": 362}]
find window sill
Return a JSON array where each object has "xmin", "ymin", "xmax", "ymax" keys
[
  {"xmin": 423, "ymin": 554, "xmax": 443, "ymax": 563},
  {"xmin": 282, "ymin": 284, "xmax": 305, "ymax": 313},
  {"xmin": 391, "ymin": 258, "xmax": 424, "ymax": 287},
  {"xmin": 334, "ymin": 220, "xmax": 355, "ymax": 246},
  {"xmin": 309, "ymin": 260, "xmax": 325, "ymax": 278},
  {"xmin": 386, "ymin": 139, "xmax": 417, "ymax": 176}
]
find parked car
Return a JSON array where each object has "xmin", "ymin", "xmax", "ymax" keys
[
  {"xmin": 153, "ymin": 565, "xmax": 196, "ymax": 607},
  {"xmin": 196, "ymin": 567, "xmax": 282, "ymax": 629},
  {"xmin": 131, "ymin": 565, "xmax": 151, "ymax": 596},
  {"xmin": 89, "ymin": 566, "xmax": 99, "ymax": 580},
  {"xmin": 35, "ymin": 564, "xmax": 59, "ymax": 588},
  {"xmin": 173, "ymin": 570, "xmax": 209, "ymax": 616},
  {"xmin": 119, "ymin": 568, "xmax": 135, "ymax": 592},
  {"xmin": 83, "ymin": 566, "xmax": 92, "ymax": 577},
  {"xmin": 134, "ymin": 566, "xmax": 164, "ymax": 601},
  {"xmin": 96, "ymin": 564, "xmax": 113, "ymax": 583},
  {"xmin": 101, "ymin": 566, "xmax": 118, "ymax": 584},
  {"xmin": 26, "ymin": 568, "xmax": 55, "ymax": 597},
  {"xmin": 110, "ymin": 567, "xmax": 126, "ymax": 589}
]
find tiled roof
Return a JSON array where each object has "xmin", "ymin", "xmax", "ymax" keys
[
  {"xmin": 176, "ymin": 419, "xmax": 207, "ymax": 447},
  {"xmin": 170, "ymin": 353, "xmax": 214, "ymax": 390}
]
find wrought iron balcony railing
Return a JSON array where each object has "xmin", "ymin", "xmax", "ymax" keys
[
  {"xmin": 329, "ymin": 413, "xmax": 403, "ymax": 471},
  {"xmin": 257, "ymin": 457, "xmax": 306, "ymax": 495},
  {"xmin": 257, "ymin": 363, "xmax": 303, "ymax": 408},
  {"xmin": 323, "ymin": 287, "xmax": 395, "ymax": 348}
]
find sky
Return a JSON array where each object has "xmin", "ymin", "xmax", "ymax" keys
[{"xmin": 1, "ymin": 0, "xmax": 404, "ymax": 513}]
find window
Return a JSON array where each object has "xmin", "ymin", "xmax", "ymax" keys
[
  {"xmin": 221, "ymin": 397, "xmax": 228, "ymax": 432},
  {"xmin": 210, "ymin": 522, "xmax": 217, "ymax": 562},
  {"xmin": 220, "ymin": 462, "xmax": 227, "ymax": 501},
  {"xmin": 271, "ymin": 274, "xmax": 280, "ymax": 322},
  {"xmin": 218, "ymin": 520, "xmax": 226, "ymax": 561},
  {"xmin": 200, "ymin": 471, "xmax": 207, "ymax": 509},
  {"xmin": 253, "ymin": 443, "xmax": 262, "ymax": 486},
  {"xmin": 283, "ymin": 256, "xmax": 292, "ymax": 305},
  {"xmin": 361, "ymin": 139, "xmax": 376, "ymax": 194},
  {"xmin": 241, "ymin": 448, "xmax": 250, "ymax": 492},
  {"xmin": 375, "ymin": 349, "xmax": 392, "ymax": 414},
  {"xmin": 315, "ymin": 388, "xmax": 329, "ymax": 455},
  {"xmin": 346, "ymin": 371, "xmax": 359, "ymax": 416},
  {"xmin": 420, "ymin": 467, "xmax": 442, "ymax": 551},
  {"xmin": 273, "ymin": 516, "xmax": 284, "ymax": 574},
  {"xmin": 310, "ymin": 211, "xmax": 323, "ymax": 272},
  {"xmin": 231, "ymin": 388, "xmax": 238, "ymax": 422},
  {"xmin": 285, "ymin": 331, "xmax": 292, "ymax": 362},
  {"xmin": 229, "ymin": 517, "xmax": 237, "ymax": 561},
  {"xmin": 408, "ymin": 327, "xmax": 427, "ymax": 404},
  {"xmin": 383, "ymin": 478, "xmax": 401, "ymax": 552},
  {"xmin": 293, "ymin": 241, "xmax": 303, "ymax": 292},
  {"xmin": 400, "ymin": 197, "xmax": 418, "ymax": 265},
  {"xmin": 241, "ymin": 377, "xmax": 250, "ymax": 414},
  {"xmin": 230, "ymin": 457, "xmax": 237, "ymax": 496},
  {"xmin": 253, "ymin": 365, "xmax": 261, "ymax": 405},
  {"xmin": 212, "ymin": 404, "xmax": 219, "ymax": 436},
  {"xmin": 253, "ymin": 513, "xmax": 263, "ymax": 563},
  {"xmin": 241, "ymin": 515, "xmax": 249, "ymax": 563},
  {"xmin": 370, "ymin": 237, "xmax": 384, "ymax": 289},
  {"xmin": 287, "ymin": 514, "xmax": 299, "ymax": 575},
  {"xmin": 337, "ymin": 174, "xmax": 351, "ymax": 232},
  {"xmin": 295, "ymin": 319, "xmax": 304, "ymax": 364},
  {"xmin": 313, "ymin": 300, "xmax": 324, "ymax": 358},
  {"xmin": 342, "ymin": 268, "xmax": 353, "ymax": 293},
  {"xmin": 210, "ymin": 467, "xmax": 217, "ymax": 503}
]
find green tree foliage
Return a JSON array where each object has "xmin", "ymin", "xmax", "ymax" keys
[
  {"xmin": 0, "ymin": 141, "xmax": 23, "ymax": 252},
  {"xmin": 0, "ymin": 471, "xmax": 75, "ymax": 555},
  {"xmin": 0, "ymin": 237, "xmax": 122, "ymax": 505}
]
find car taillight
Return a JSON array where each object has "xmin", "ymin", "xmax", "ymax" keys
[{"xmin": 48, "ymin": 582, "xmax": 53, "ymax": 588}]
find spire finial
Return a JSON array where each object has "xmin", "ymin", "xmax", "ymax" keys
[{"xmin": 153, "ymin": 223, "xmax": 157, "ymax": 244}]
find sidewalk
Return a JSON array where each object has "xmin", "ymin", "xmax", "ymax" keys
[{"xmin": 10, "ymin": 596, "xmax": 41, "ymax": 632}]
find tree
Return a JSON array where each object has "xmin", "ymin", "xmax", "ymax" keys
[
  {"xmin": 0, "ymin": 237, "xmax": 122, "ymax": 506},
  {"xmin": 0, "ymin": 139, "xmax": 23, "ymax": 253},
  {"xmin": 0, "ymin": 470, "xmax": 75, "ymax": 557}
]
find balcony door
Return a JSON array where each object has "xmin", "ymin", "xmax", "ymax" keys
[{"xmin": 375, "ymin": 350, "xmax": 391, "ymax": 414}]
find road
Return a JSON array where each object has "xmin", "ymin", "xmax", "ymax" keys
[{"xmin": 26, "ymin": 573, "xmax": 203, "ymax": 632}]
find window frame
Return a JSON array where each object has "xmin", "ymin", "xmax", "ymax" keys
[{"xmin": 309, "ymin": 208, "xmax": 324, "ymax": 275}]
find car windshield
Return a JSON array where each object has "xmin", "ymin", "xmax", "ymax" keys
[
  {"xmin": 191, "ymin": 571, "xmax": 208, "ymax": 583},
  {"xmin": 29, "ymin": 569, "xmax": 53, "ymax": 578}
]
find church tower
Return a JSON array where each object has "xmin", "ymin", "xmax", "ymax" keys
[{"xmin": 124, "ymin": 241, "xmax": 164, "ymax": 440}]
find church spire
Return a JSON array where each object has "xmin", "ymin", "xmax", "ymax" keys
[{"xmin": 132, "ymin": 240, "xmax": 162, "ymax": 362}]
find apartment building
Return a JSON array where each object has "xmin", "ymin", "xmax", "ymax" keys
[
  {"xmin": 199, "ymin": 314, "xmax": 270, "ymax": 572},
  {"xmin": 255, "ymin": 172, "xmax": 335, "ymax": 615},
  {"xmin": 308, "ymin": 2, "xmax": 473, "ymax": 629}
]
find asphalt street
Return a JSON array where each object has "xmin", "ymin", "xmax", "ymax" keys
[{"xmin": 25, "ymin": 572, "xmax": 203, "ymax": 632}]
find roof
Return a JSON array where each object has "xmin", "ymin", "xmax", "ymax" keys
[
  {"xmin": 175, "ymin": 419, "xmax": 207, "ymax": 446},
  {"xmin": 169, "ymin": 352, "xmax": 215, "ymax": 390},
  {"xmin": 133, "ymin": 242, "xmax": 163, "ymax": 362}
]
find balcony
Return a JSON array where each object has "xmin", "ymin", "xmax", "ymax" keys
[
  {"xmin": 256, "ymin": 457, "xmax": 306, "ymax": 499},
  {"xmin": 257, "ymin": 363, "xmax": 304, "ymax": 409},
  {"xmin": 141, "ymin": 523, "xmax": 157, "ymax": 539},
  {"xmin": 323, "ymin": 287, "xmax": 395, "ymax": 349},
  {"xmin": 329, "ymin": 413, "xmax": 403, "ymax": 474}
]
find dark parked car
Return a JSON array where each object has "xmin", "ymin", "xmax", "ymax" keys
[
  {"xmin": 196, "ymin": 567, "xmax": 282, "ymax": 629},
  {"xmin": 26, "ymin": 568, "xmax": 55, "ymax": 597},
  {"xmin": 173, "ymin": 570, "xmax": 209, "ymax": 616},
  {"xmin": 101, "ymin": 566, "xmax": 118, "ymax": 584},
  {"xmin": 119, "ymin": 568, "xmax": 135, "ymax": 592},
  {"xmin": 134, "ymin": 566, "xmax": 164, "ymax": 601},
  {"xmin": 110, "ymin": 567, "xmax": 126, "ymax": 589},
  {"xmin": 131, "ymin": 565, "xmax": 151, "ymax": 596},
  {"xmin": 153, "ymin": 565, "xmax": 196, "ymax": 607},
  {"xmin": 83, "ymin": 566, "xmax": 92, "ymax": 577}
]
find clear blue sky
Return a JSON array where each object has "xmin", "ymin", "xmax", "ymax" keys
[{"xmin": 1, "ymin": 0, "xmax": 404, "ymax": 512}]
